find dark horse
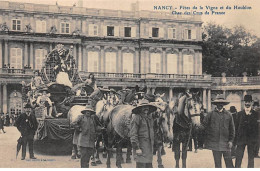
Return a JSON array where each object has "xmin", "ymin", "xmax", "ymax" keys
[{"xmin": 172, "ymin": 92, "xmax": 202, "ymax": 168}]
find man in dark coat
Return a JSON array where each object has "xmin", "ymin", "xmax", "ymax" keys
[
  {"xmin": 0, "ymin": 113, "xmax": 6, "ymax": 133},
  {"xmin": 229, "ymin": 106, "xmax": 238, "ymax": 158},
  {"xmin": 16, "ymin": 103, "xmax": 38, "ymax": 160},
  {"xmin": 71, "ymin": 104, "xmax": 102, "ymax": 168},
  {"xmin": 130, "ymin": 99, "xmax": 157, "ymax": 168},
  {"xmin": 235, "ymin": 95, "xmax": 259, "ymax": 168},
  {"xmin": 200, "ymin": 94, "xmax": 235, "ymax": 168}
]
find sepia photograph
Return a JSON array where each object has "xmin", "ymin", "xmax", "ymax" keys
[{"xmin": 0, "ymin": 0, "xmax": 259, "ymax": 168}]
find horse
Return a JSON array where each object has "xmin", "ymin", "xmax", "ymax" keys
[
  {"xmin": 172, "ymin": 92, "xmax": 202, "ymax": 168},
  {"xmin": 151, "ymin": 93, "xmax": 175, "ymax": 168}
]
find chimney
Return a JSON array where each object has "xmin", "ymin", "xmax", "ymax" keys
[{"xmin": 78, "ymin": 0, "xmax": 83, "ymax": 7}]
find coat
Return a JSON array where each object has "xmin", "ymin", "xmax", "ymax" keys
[
  {"xmin": 16, "ymin": 112, "xmax": 38, "ymax": 138},
  {"xmin": 234, "ymin": 109, "xmax": 258, "ymax": 145},
  {"xmin": 71, "ymin": 114, "xmax": 101, "ymax": 148},
  {"xmin": 130, "ymin": 114, "xmax": 154, "ymax": 163},
  {"xmin": 0, "ymin": 116, "xmax": 4, "ymax": 129},
  {"xmin": 202, "ymin": 108, "xmax": 235, "ymax": 151}
]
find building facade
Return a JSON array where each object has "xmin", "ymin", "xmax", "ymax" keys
[{"xmin": 0, "ymin": 1, "xmax": 259, "ymax": 116}]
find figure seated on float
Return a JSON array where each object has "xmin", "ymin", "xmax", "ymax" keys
[
  {"xmin": 72, "ymin": 73, "xmax": 97, "ymax": 96},
  {"xmin": 107, "ymin": 88, "xmax": 119, "ymax": 106},
  {"xmin": 54, "ymin": 61, "xmax": 73, "ymax": 88},
  {"xmin": 31, "ymin": 70, "xmax": 45, "ymax": 90},
  {"xmin": 36, "ymin": 88, "xmax": 53, "ymax": 118}
]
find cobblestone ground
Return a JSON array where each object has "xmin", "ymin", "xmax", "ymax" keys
[{"xmin": 0, "ymin": 126, "xmax": 259, "ymax": 168}]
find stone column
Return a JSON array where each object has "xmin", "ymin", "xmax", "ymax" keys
[
  {"xmin": 82, "ymin": 45, "xmax": 87, "ymax": 71},
  {"xmin": 118, "ymin": 47, "xmax": 122, "ymax": 73},
  {"xmin": 169, "ymin": 87, "xmax": 173, "ymax": 101},
  {"xmin": 3, "ymin": 83, "xmax": 7, "ymax": 114},
  {"xmin": 135, "ymin": 48, "xmax": 139, "ymax": 73},
  {"xmin": 162, "ymin": 48, "xmax": 166, "ymax": 74},
  {"xmin": 29, "ymin": 42, "xmax": 34, "ymax": 69},
  {"xmin": 0, "ymin": 41, "xmax": 2, "ymax": 68},
  {"xmin": 4, "ymin": 40, "xmax": 8, "ymax": 66},
  {"xmin": 73, "ymin": 44, "xmax": 77, "ymax": 67},
  {"xmin": 24, "ymin": 42, "xmax": 28, "ymax": 67},
  {"xmin": 100, "ymin": 46, "xmax": 105, "ymax": 72},
  {"xmin": 78, "ymin": 45, "xmax": 82, "ymax": 71},
  {"xmin": 0, "ymin": 84, "xmax": 2, "ymax": 113},
  {"xmin": 203, "ymin": 89, "xmax": 207, "ymax": 109},
  {"xmin": 178, "ymin": 49, "xmax": 183, "ymax": 74},
  {"xmin": 151, "ymin": 87, "xmax": 156, "ymax": 94},
  {"xmin": 49, "ymin": 43, "xmax": 53, "ymax": 52},
  {"xmin": 207, "ymin": 89, "xmax": 211, "ymax": 112}
]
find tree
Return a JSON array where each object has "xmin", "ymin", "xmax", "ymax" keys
[{"xmin": 202, "ymin": 23, "xmax": 259, "ymax": 77}]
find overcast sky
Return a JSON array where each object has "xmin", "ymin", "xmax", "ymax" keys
[{"xmin": 3, "ymin": 0, "xmax": 260, "ymax": 37}]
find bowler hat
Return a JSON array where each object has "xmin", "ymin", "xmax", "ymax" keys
[
  {"xmin": 132, "ymin": 99, "xmax": 157, "ymax": 114},
  {"xmin": 212, "ymin": 94, "xmax": 230, "ymax": 105},
  {"xmin": 244, "ymin": 95, "xmax": 252, "ymax": 102},
  {"xmin": 229, "ymin": 106, "xmax": 237, "ymax": 113},
  {"xmin": 24, "ymin": 103, "xmax": 31, "ymax": 109},
  {"xmin": 81, "ymin": 104, "xmax": 96, "ymax": 114}
]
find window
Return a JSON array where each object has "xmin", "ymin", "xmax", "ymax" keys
[
  {"xmin": 36, "ymin": 20, "xmax": 46, "ymax": 33},
  {"xmin": 167, "ymin": 54, "xmax": 178, "ymax": 74},
  {"xmin": 35, "ymin": 49, "xmax": 47, "ymax": 70},
  {"xmin": 152, "ymin": 27, "xmax": 159, "ymax": 37},
  {"xmin": 183, "ymin": 55, "xmax": 194, "ymax": 74},
  {"xmin": 123, "ymin": 53, "xmax": 133, "ymax": 73},
  {"xmin": 107, "ymin": 26, "xmax": 114, "ymax": 36},
  {"xmin": 87, "ymin": 51, "xmax": 99, "ymax": 72},
  {"xmin": 10, "ymin": 48, "xmax": 22, "ymax": 69},
  {"xmin": 124, "ymin": 27, "xmax": 131, "ymax": 37},
  {"xmin": 150, "ymin": 53, "xmax": 161, "ymax": 73},
  {"xmin": 184, "ymin": 29, "xmax": 196, "ymax": 40},
  {"xmin": 188, "ymin": 29, "xmax": 192, "ymax": 39},
  {"xmin": 12, "ymin": 19, "xmax": 21, "ymax": 31},
  {"xmin": 61, "ymin": 22, "xmax": 70, "ymax": 34},
  {"xmin": 105, "ymin": 52, "xmax": 116, "ymax": 73},
  {"xmin": 89, "ymin": 24, "xmax": 98, "ymax": 36}
]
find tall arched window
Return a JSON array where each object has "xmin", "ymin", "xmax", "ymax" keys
[
  {"xmin": 122, "ymin": 53, "xmax": 134, "ymax": 73},
  {"xmin": 150, "ymin": 53, "xmax": 161, "ymax": 73},
  {"xmin": 87, "ymin": 51, "xmax": 99, "ymax": 72},
  {"xmin": 167, "ymin": 54, "xmax": 178, "ymax": 74},
  {"xmin": 105, "ymin": 52, "xmax": 116, "ymax": 73},
  {"xmin": 35, "ymin": 49, "xmax": 47, "ymax": 70},
  {"xmin": 183, "ymin": 55, "xmax": 194, "ymax": 75},
  {"xmin": 10, "ymin": 48, "xmax": 22, "ymax": 69},
  {"xmin": 9, "ymin": 91, "xmax": 22, "ymax": 116}
]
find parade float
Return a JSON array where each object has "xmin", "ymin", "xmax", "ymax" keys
[{"xmin": 22, "ymin": 44, "xmax": 93, "ymax": 147}]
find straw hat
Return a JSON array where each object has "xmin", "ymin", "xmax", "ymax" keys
[
  {"xmin": 132, "ymin": 99, "xmax": 157, "ymax": 114},
  {"xmin": 212, "ymin": 94, "xmax": 229, "ymax": 105},
  {"xmin": 81, "ymin": 104, "xmax": 96, "ymax": 114}
]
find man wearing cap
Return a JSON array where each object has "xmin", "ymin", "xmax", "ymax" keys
[
  {"xmin": 71, "ymin": 104, "xmax": 102, "ymax": 168},
  {"xmin": 16, "ymin": 103, "xmax": 38, "ymax": 160},
  {"xmin": 200, "ymin": 94, "xmax": 235, "ymax": 168},
  {"xmin": 130, "ymin": 99, "xmax": 157, "ymax": 168},
  {"xmin": 235, "ymin": 95, "xmax": 259, "ymax": 168}
]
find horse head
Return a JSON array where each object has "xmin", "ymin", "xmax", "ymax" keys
[{"xmin": 180, "ymin": 92, "xmax": 202, "ymax": 127}]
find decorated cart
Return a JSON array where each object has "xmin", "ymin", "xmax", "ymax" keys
[{"xmin": 22, "ymin": 44, "xmax": 93, "ymax": 144}]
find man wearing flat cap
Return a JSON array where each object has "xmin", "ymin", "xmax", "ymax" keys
[
  {"xmin": 16, "ymin": 103, "xmax": 38, "ymax": 160},
  {"xmin": 200, "ymin": 94, "xmax": 235, "ymax": 168},
  {"xmin": 235, "ymin": 95, "xmax": 258, "ymax": 168},
  {"xmin": 130, "ymin": 99, "xmax": 157, "ymax": 168},
  {"xmin": 71, "ymin": 104, "xmax": 102, "ymax": 168}
]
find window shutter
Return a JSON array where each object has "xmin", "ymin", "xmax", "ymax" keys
[
  {"xmin": 184, "ymin": 29, "xmax": 188, "ymax": 40},
  {"xmin": 42, "ymin": 21, "xmax": 46, "ymax": 33},
  {"xmin": 131, "ymin": 27, "xmax": 136, "ymax": 38},
  {"xmin": 36, "ymin": 20, "xmax": 41, "ymax": 32},
  {"xmin": 149, "ymin": 27, "xmax": 152, "ymax": 38},
  {"xmin": 89, "ymin": 24, "xmax": 94, "ymax": 36},
  {"xmin": 103, "ymin": 25, "xmax": 107, "ymax": 36},
  {"xmin": 95, "ymin": 25, "xmax": 99, "ymax": 36},
  {"xmin": 191, "ymin": 29, "xmax": 197, "ymax": 40},
  {"xmin": 159, "ymin": 28, "xmax": 164, "ymax": 38},
  {"xmin": 168, "ymin": 28, "xmax": 173, "ymax": 39},
  {"xmin": 114, "ymin": 26, "xmax": 119, "ymax": 37}
]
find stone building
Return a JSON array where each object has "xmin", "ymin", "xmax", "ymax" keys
[{"xmin": 0, "ymin": 1, "xmax": 259, "ymax": 116}]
